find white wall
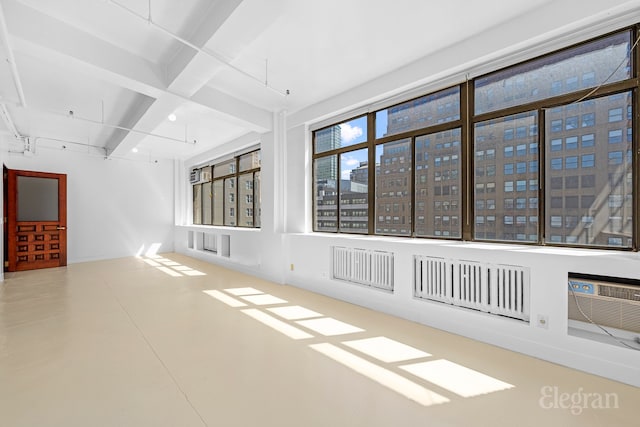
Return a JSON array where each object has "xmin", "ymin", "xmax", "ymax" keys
[
  {"xmin": 175, "ymin": 4, "xmax": 640, "ymax": 387},
  {"xmin": 3, "ymin": 146, "xmax": 174, "ymax": 263}
]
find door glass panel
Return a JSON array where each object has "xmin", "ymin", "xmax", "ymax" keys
[{"xmin": 18, "ymin": 176, "xmax": 59, "ymax": 221}]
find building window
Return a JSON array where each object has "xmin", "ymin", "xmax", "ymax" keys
[
  {"xmin": 581, "ymin": 154, "xmax": 595, "ymax": 168},
  {"xmin": 608, "ymin": 151, "xmax": 623, "ymax": 165},
  {"xmin": 581, "ymin": 113, "xmax": 595, "ymax": 127},
  {"xmin": 565, "ymin": 136, "xmax": 578, "ymax": 150},
  {"xmin": 312, "ymin": 29, "xmax": 635, "ymax": 249},
  {"xmin": 191, "ymin": 150, "xmax": 260, "ymax": 228},
  {"xmin": 608, "ymin": 108, "xmax": 623, "ymax": 122},
  {"xmin": 581, "ymin": 134, "xmax": 595, "ymax": 147},
  {"xmin": 565, "ymin": 156, "xmax": 578, "ymax": 169},
  {"xmin": 609, "ymin": 129, "xmax": 623, "ymax": 144}
]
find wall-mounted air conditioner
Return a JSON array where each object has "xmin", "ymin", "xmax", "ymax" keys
[
  {"xmin": 568, "ymin": 273, "xmax": 640, "ymax": 344},
  {"xmin": 189, "ymin": 169, "xmax": 201, "ymax": 184}
]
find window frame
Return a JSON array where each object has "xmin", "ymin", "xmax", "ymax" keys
[
  {"xmin": 190, "ymin": 148, "xmax": 261, "ymax": 229},
  {"xmin": 310, "ymin": 25, "xmax": 638, "ymax": 250}
]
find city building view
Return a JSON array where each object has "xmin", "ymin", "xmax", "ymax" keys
[
  {"xmin": 314, "ymin": 29, "xmax": 633, "ymax": 248},
  {"xmin": 192, "ymin": 150, "xmax": 261, "ymax": 228}
]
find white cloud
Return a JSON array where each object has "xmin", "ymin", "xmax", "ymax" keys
[
  {"xmin": 341, "ymin": 156, "xmax": 361, "ymax": 179},
  {"xmin": 340, "ymin": 123, "xmax": 363, "ymax": 143}
]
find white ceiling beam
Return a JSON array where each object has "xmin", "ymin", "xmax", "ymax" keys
[
  {"xmin": 104, "ymin": 0, "xmax": 263, "ymax": 158},
  {"xmin": 0, "ymin": 0, "xmax": 27, "ymax": 107},
  {"xmin": 5, "ymin": 0, "xmax": 166, "ymax": 98},
  {"xmin": 3, "ymin": 0, "xmax": 271, "ymax": 149},
  {"xmin": 165, "ymin": 0, "xmax": 245, "ymax": 92}
]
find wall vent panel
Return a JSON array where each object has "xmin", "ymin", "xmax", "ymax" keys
[
  {"xmin": 332, "ymin": 246, "xmax": 394, "ymax": 292},
  {"xmin": 414, "ymin": 256, "xmax": 530, "ymax": 322}
]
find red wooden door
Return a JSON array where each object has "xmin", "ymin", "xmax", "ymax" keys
[{"xmin": 6, "ymin": 169, "xmax": 67, "ymax": 272}]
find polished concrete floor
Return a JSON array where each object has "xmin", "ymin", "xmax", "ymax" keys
[{"xmin": 0, "ymin": 253, "xmax": 638, "ymax": 427}]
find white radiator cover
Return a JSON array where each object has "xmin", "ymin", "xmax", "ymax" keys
[
  {"xmin": 332, "ymin": 246, "xmax": 394, "ymax": 292},
  {"xmin": 414, "ymin": 255, "xmax": 530, "ymax": 321}
]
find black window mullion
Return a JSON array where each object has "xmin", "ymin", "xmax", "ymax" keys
[
  {"xmin": 462, "ymin": 80, "xmax": 473, "ymax": 241},
  {"xmin": 410, "ymin": 136, "xmax": 416, "ymax": 237},
  {"xmin": 368, "ymin": 113, "xmax": 376, "ymax": 235},
  {"xmin": 538, "ymin": 108, "xmax": 546, "ymax": 245}
]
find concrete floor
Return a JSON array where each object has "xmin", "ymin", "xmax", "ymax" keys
[{"xmin": 0, "ymin": 253, "xmax": 638, "ymax": 426}]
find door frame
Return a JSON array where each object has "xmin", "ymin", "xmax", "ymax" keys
[{"xmin": 5, "ymin": 168, "xmax": 67, "ymax": 272}]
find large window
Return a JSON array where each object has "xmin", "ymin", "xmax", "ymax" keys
[
  {"xmin": 191, "ymin": 149, "xmax": 261, "ymax": 228},
  {"xmin": 544, "ymin": 94, "xmax": 633, "ymax": 247},
  {"xmin": 376, "ymin": 139, "xmax": 411, "ymax": 236},
  {"xmin": 313, "ymin": 117, "xmax": 368, "ymax": 234},
  {"xmin": 475, "ymin": 112, "xmax": 538, "ymax": 242},
  {"xmin": 415, "ymin": 129, "xmax": 462, "ymax": 238},
  {"xmin": 312, "ymin": 27, "xmax": 637, "ymax": 250},
  {"xmin": 474, "ymin": 31, "xmax": 631, "ymax": 114}
]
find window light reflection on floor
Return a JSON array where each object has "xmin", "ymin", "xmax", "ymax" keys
[
  {"xmin": 310, "ymin": 343, "xmax": 449, "ymax": 407},
  {"xmin": 143, "ymin": 259, "xmax": 161, "ymax": 267},
  {"xmin": 140, "ymin": 255, "xmax": 207, "ymax": 277},
  {"xmin": 225, "ymin": 287, "xmax": 264, "ymax": 296},
  {"xmin": 242, "ymin": 309, "xmax": 314, "ymax": 340},
  {"xmin": 204, "ymin": 286, "xmax": 517, "ymax": 406},
  {"xmin": 267, "ymin": 306, "xmax": 323, "ymax": 320},
  {"xmin": 296, "ymin": 317, "xmax": 364, "ymax": 336},
  {"xmin": 240, "ymin": 294, "xmax": 288, "ymax": 305},
  {"xmin": 400, "ymin": 359, "xmax": 514, "ymax": 398},
  {"xmin": 157, "ymin": 266, "xmax": 182, "ymax": 277},
  {"xmin": 204, "ymin": 290, "xmax": 247, "ymax": 307},
  {"xmin": 343, "ymin": 336, "xmax": 431, "ymax": 363}
]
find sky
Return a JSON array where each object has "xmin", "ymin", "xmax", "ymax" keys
[{"xmin": 338, "ymin": 112, "xmax": 394, "ymax": 179}]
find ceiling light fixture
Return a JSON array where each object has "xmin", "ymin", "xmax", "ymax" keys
[
  {"xmin": 168, "ymin": 113, "xmax": 177, "ymax": 122},
  {"xmin": 132, "ymin": 147, "xmax": 139, "ymax": 153}
]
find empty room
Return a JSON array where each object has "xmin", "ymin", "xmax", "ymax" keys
[{"xmin": 1, "ymin": 0, "xmax": 639, "ymax": 426}]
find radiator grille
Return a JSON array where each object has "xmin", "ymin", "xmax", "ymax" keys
[
  {"xmin": 332, "ymin": 247, "xmax": 394, "ymax": 292},
  {"xmin": 414, "ymin": 256, "xmax": 530, "ymax": 322},
  {"xmin": 455, "ymin": 261, "xmax": 488, "ymax": 311},
  {"xmin": 492, "ymin": 265, "xmax": 529, "ymax": 320},
  {"xmin": 414, "ymin": 256, "xmax": 452, "ymax": 303}
]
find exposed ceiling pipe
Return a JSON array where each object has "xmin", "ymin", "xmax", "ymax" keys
[
  {"xmin": 0, "ymin": 104, "xmax": 22, "ymax": 140},
  {"xmin": 62, "ymin": 109, "xmax": 197, "ymax": 145},
  {"xmin": 0, "ymin": 0, "xmax": 28, "ymax": 108},
  {"xmin": 0, "ymin": 98, "xmax": 197, "ymax": 147},
  {"xmin": 106, "ymin": 0, "xmax": 290, "ymax": 97}
]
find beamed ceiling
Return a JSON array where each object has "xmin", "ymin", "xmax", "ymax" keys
[{"xmin": 0, "ymin": 0, "xmax": 638, "ymax": 161}]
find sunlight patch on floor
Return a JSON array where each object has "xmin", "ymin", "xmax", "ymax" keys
[
  {"xmin": 225, "ymin": 287, "xmax": 264, "ymax": 296},
  {"xmin": 139, "ymin": 255, "xmax": 207, "ymax": 277},
  {"xmin": 203, "ymin": 290, "xmax": 247, "ymax": 307},
  {"xmin": 343, "ymin": 336, "xmax": 431, "ymax": 363},
  {"xmin": 267, "ymin": 306, "xmax": 323, "ymax": 320},
  {"xmin": 296, "ymin": 318, "xmax": 364, "ymax": 336},
  {"xmin": 310, "ymin": 343, "xmax": 449, "ymax": 407},
  {"xmin": 240, "ymin": 294, "xmax": 288, "ymax": 305},
  {"xmin": 242, "ymin": 309, "xmax": 314, "ymax": 340},
  {"xmin": 400, "ymin": 359, "xmax": 514, "ymax": 397}
]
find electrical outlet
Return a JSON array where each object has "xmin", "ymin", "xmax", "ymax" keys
[
  {"xmin": 290, "ymin": 263, "xmax": 294, "ymax": 271},
  {"xmin": 537, "ymin": 314, "xmax": 549, "ymax": 329}
]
